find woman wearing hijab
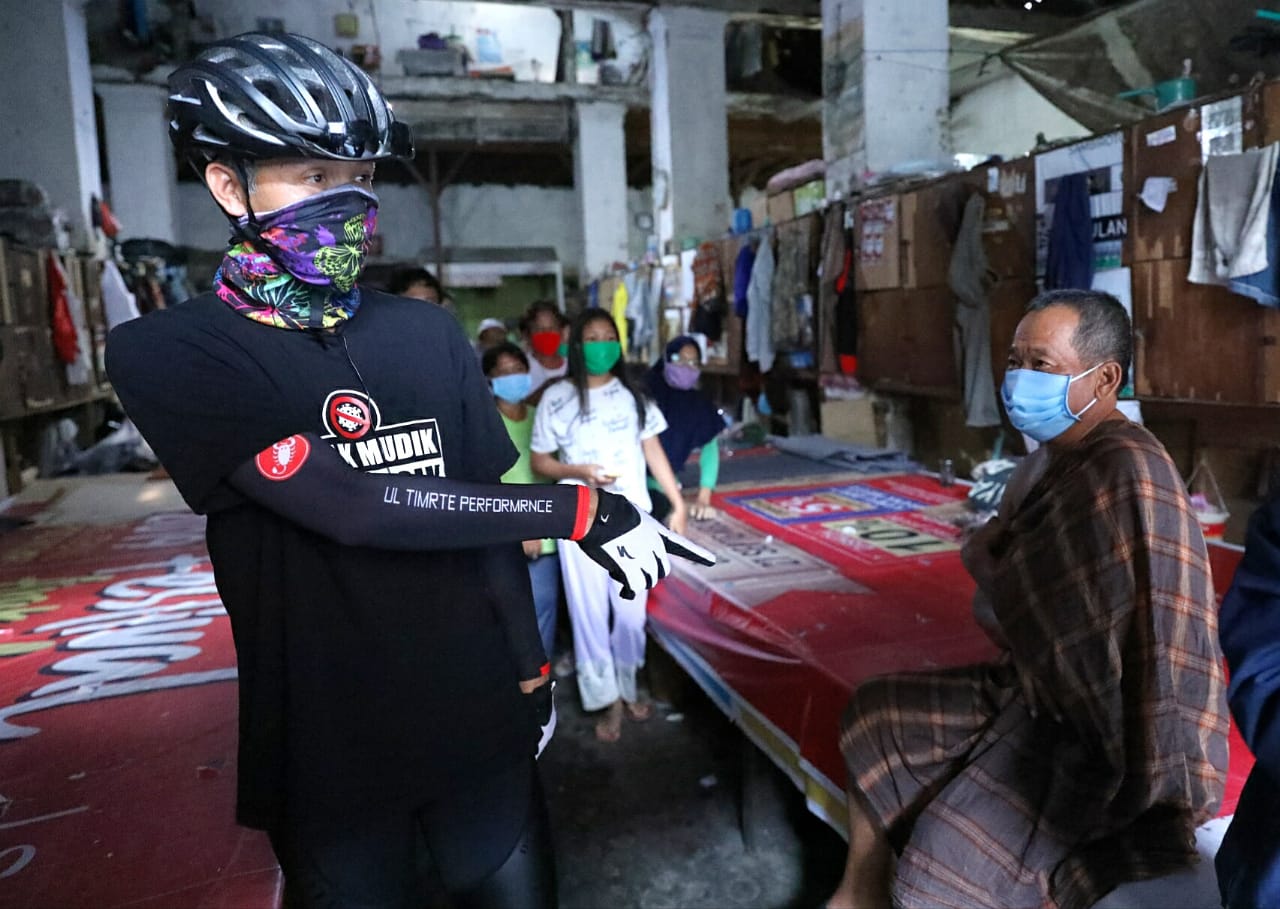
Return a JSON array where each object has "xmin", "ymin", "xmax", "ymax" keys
[{"xmin": 646, "ymin": 336, "xmax": 726, "ymax": 522}]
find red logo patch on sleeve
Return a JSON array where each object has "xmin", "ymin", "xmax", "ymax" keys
[{"xmin": 255, "ymin": 435, "xmax": 311, "ymax": 481}]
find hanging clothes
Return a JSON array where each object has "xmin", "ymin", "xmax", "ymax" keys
[
  {"xmin": 46, "ymin": 252, "xmax": 89, "ymax": 387},
  {"xmin": 818, "ymin": 206, "xmax": 846, "ymax": 374},
  {"xmin": 1189, "ymin": 142, "xmax": 1280, "ymax": 292},
  {"xmin": 610, "ymin": 277, "xmax": 630, "ymax": 354},
  {"xmin": 834, "ymin": 242, "xmax": 858, "ymax": 374},
  {"xmin": 770, "ymin": 215, "xmax": 815, "ymax": 352},
  {"xmin": 1229, "ymin": 158, "xmax": 1280, "ymax": 308},
  {"xmin": 1044, "ymin": 172, "xmax": 1094, "ymax": 290},
  {"xmin": 732, "ymin": 240, "xmax": 756, "ymax": 318},
  {"xmin": 949, "ymin": 194, "xmax": 1002, "ymax": 428},
  {"xmin": 745, "ymin": 230, "xmax": 776, "ymax": 373},
  {"xmin": 644, "ymin": 265, "xmax": 664, "ymax": 351},
  {"xmin": 623, "ymin": 269, "xmax": 650, "ymax": 354},
  {"xmin": 100, "ymin": 258, "xmax": 142, "ymax": 329},
  {"xmin": 690, "ymin": 241, "xmax": 725, "ymax": 341}
]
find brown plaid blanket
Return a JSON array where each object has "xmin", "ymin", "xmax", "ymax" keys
[{"xmin": 840, "ymin": 420, "xmax": 1229, "ymax": 909}]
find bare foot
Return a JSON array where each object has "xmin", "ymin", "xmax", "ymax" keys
[
  {"xmin": 594, "ymin": 701, "xmax": 623, "ymax": 742},
  {"xmin": 624, "ymin": 699, "xmax": 653, "ymax": 722}
]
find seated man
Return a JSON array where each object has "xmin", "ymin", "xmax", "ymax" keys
[
  {"xmin": 1216, "ymin": 487, "xmax": 1280, "ymax": 908},
  {"xmin": 828, "ymin": 289, "xmax": 1229, "ymax": 909}
]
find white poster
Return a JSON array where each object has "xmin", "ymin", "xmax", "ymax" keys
[{"xmin": 1034, "ymin": 132, "xmax": 1126, "ymax": 276}]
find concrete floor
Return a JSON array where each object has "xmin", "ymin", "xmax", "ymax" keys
[{"xmin": 539, "ymin": 650, "xmax": 845, "ymax": 909}]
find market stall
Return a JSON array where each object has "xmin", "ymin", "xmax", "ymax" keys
[{"xmin": 649, "ymin": 461, "xmax": 1254, "ymax": 835}]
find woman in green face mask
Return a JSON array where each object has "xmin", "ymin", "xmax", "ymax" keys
[{"xmin": 530, "ymin": 310, "xmax": 687, "ymax": 743}]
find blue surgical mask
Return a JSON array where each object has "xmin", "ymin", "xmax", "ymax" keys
[
  {"xmin": 490, "ymin": 373, "xmax": 532, "ymax": 404},
  {"xmin": 1001, "ymin": 363, "xmax": 1102, "ymax": 442}
]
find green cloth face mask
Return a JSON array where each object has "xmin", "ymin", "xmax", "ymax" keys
[{"xmin": 582, "ymin": 340, "xmax": 622, "ymax": 375}]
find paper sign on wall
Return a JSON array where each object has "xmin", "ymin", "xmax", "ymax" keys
[{"xmin": 1201, "ymin": 96, "xmax": 1243, "ymax": 161}]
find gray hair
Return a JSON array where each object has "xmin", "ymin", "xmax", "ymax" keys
[{"xmin": 1025, "ymin": 288, "xmax": 1132, "ymax": 379}]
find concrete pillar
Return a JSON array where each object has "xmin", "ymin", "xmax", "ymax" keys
[
  {"xmin": 648, "ymin": 6, "xmax": 730, "ymax": 255},
  {"xmin": 822, "ymin": 0, "xmax": 950, "ymax": 196},
  {"xmin": 574, "ymin": 101, "xmax": 629, "ymax": 279},
  {"xmin": 0, "ymin": 0, "xmax": 101, "ymax": 247},
  {"xmin": 97, "ymin": 82, "xmax": 180, "ymax": 243}
]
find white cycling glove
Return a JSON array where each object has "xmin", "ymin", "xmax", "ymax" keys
[{"xmin": 577, "ymin": 490, "xmax": 716, "ymax": 599}]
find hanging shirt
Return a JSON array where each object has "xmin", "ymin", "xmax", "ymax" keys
[
  {"xmin": 733, "ymin": 241, "xmax": 756, "ymax": 319},
  {"xmin": 949, "ymin": 194, "xmax": 1002, "ymax": 427},
  {"xmin": 1045, "ymin": 172, "xmax": 1094, "ymax": 290},
  {"xmin": 745, "ymin": 231, "xmax": 776, "ymax": 372}
]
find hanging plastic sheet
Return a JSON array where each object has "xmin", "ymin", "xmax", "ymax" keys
[{"xmin": 1002, "ymin": 0, "xmax": 1280, "ymax": 133}]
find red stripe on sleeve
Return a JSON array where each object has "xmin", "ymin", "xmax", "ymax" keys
[{"xmin": 570, "ymin": 485, "xmax": 592, "ymax": 540}]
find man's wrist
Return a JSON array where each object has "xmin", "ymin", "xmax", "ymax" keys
[{"xmin": 570, "ymin": 486, "xmax": 599, "ymax": 540}]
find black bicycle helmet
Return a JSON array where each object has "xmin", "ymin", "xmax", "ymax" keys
[{"xmin": 167, "ymin": 32, "xmax": 413, "ymax": 162}]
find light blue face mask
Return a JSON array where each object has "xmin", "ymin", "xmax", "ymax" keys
[
  {"xmin": 1001, "ymin": 363, "xmax": 1102, "ymax": 442},
  {"xmin": 490, "ymin": 372, "xmax": 532, "ymax": 404}
]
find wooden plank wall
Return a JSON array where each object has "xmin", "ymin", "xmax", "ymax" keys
[{"xmin": 829, "ymin": 84, "xmax": 1280, "ymax": 538}]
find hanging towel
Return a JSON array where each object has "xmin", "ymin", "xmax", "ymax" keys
[
  {"xmin": 1229, "ymin": 156, "xmax": 1280, "ymax": 308},
  {"xmin": 745, "ymin": 230, "xmax": 775, "ymax": 372},
  {"xmin": 1190, "ymin": 142, "xmax": 1280, "ymax": 288},
  {"xmin": 949, "ymin": 194, "xmax": 1002, "ymax": 428},
  {"xmin": 1045, "ymin": 172, "xmax": 1094, "ymax": 290}
]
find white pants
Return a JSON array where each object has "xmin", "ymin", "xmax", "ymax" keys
[{"xmin": 558, "ymin": 540, "xmax": 648, "ymax": 711}]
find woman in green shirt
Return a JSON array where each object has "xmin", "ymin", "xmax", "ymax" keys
[{"xmin": 482, "ymin": 342, "xmax": 562, "ymax": 661}]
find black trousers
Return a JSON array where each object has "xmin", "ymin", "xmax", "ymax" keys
[{"xmin": 271, "ymin": 759, "xmax": 557, "ymax": 909}]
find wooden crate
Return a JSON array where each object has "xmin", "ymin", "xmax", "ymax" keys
[
  {"xmin": 857, "ymin": 286, "xmax": 958, "ymax": 394},
  {"xmin": 980, "ymin": 158, "xmax": 1036, "ymax": 280},
  {"xmin": 1132, "ymin": 258, "xmax": 1278, "ymax": 404},
  {"xmin": 2, "ymin": 241, "xmax": 46, "ymax": 326},
  {"xmin": 901, "ymin": 175, "xmax": 977, "ymax": 289},
  {"xmin": 1124, "ymin": 106, "xmax": 1203, "ymax": 264},
  {"xmin": 987, "ymin": 278, "xmax": 1038, "ymax": 381}
]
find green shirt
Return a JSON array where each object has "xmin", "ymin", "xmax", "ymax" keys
[{"xmin": 501, "ymin": 407, "xmax": 556, "ymax": 555}]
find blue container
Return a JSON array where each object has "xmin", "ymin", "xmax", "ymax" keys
[{"xmin": 732, "ymin": 208, "xmax": 753, "ymax": 235}]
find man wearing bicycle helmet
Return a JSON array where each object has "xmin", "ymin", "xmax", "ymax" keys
[{"xmin": 106, "ymin": 33, "xmax": 712, "ymax": 909}]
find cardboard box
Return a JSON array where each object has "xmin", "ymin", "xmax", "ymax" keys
[
  {"xmin": 854, "ymin": 195, "xmax": 901, "ymax": 290},
  {"xmin": 792, "ymin": 179, "xmax": 826, "ymax": 216},
  {"xmin": 820, "ymin": 396, "xmax": 882, "ymax": 447},
  {"xmin": 766, "ymin": 191, "xmax": 795, "ymax": 225},
  {"xmin": 748, "ymin": 194, "xmax": 769, "ymax": 233},
  {"xmin": 901, "ymin": 178, "xmax": 973, "ymax": 289}
]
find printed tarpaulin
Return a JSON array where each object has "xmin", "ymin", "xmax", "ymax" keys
[
  {"xmin": 648, "ymin": 471, "xmax": 1255, "ymax": 834},
  {"xmin": 0, "ymin": 511, "xmax": 281, "ymax": 906}
]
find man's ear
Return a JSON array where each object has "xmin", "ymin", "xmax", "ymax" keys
[
  {"xmin": 1096, "ymin": 361, "xmax": 1125, "ymax": 399},
  {"xmin": 204, "ymin": 161, "xmax": 248, "ymax": 218}
]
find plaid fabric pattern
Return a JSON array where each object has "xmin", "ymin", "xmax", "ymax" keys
[{"xmin": 841, "ymin": 420, "xmax": 1229, "ymax": 909}]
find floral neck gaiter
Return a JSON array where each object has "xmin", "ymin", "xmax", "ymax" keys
[{"xmin": 215, "ymin": 186, "xmax": 378, "ymax": 331}]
